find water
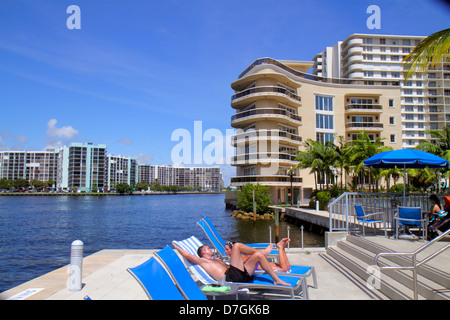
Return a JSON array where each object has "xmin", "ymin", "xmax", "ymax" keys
[{"xmin": 0, "ymin": 194, "xmax": 324, "ymax": 293}]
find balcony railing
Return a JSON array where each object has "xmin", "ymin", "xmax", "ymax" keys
[
  {"xmin": 231, "ymin": 108, "xmax": 302, "ymax": 123},
  {"xmin": 344, "ymin": 103, "xmax": 382, "ymax": 111},
  {"xmin": 231, "ymin": 175, "xmax": 303, "ymax": 184},
  {"xmin": 231, "ymin": 86, "xmax": 301, "ymax": 103},
  {"xmin": 345, "ymin": 122, "xmax": 383, "ymax": 129},
  {"xmin": 238, "ymin": 58, "xmax": 400, "ymax": 87},
  {"xmin": 232, "ymin": 130, "xmax": 302, "ymax": 145},
  {"xmin": 231, "ymin": 152, "xmax": 298, "ymax": 164}
]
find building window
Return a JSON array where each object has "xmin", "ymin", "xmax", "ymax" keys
[
  {"xmin": 390, "ymin": 134, "xmax": 396, "ymax": 143},
  {"xmin": 315, "ymin": 95, "xmax": 334, "ymax": 111},
  {"xmin": 389, "ymin": 99, "xmax": 394, "ymax": 107},
  {"xmin": 316, "ymin": 114, "xmax": 334, "ymax": 129},
  {"xmin": 389, "ymin": 117, "xmax": 395, "ymax": 125},
  {"xmin": 316, "ymin": 132, "xmax": 334, "ymax": 144}
]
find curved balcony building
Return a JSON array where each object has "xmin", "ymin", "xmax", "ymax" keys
[{"xmin": 230, "ymin": 57, "xmax": 402, "ymax": 204}]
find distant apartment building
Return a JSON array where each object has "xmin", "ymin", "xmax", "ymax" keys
[
  {"xmin": 312, "ymin": 33, "xmax": 450, "ymax": 148},
  {"xmin": 105, "ymin": 154, "xmax": 137, "ymax": 190},
  {"xmin": 137, "ymin": 164, "xmax": 223, "ymax": 191},
  {"xmin": 0, "ymin": 147, "xmax": 223, "ymax": 192},
  {"xmin": 57, "ymin": 142, "xmax": 107, "ymax": 192},
  {"xmin": 0, "ymin": 150, "xmax": 58, "ymax": 183}
]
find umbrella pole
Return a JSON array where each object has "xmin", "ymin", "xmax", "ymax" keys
[{"xmin": 403, "ymin": 164, "xmax": 406, "ymax": 206}]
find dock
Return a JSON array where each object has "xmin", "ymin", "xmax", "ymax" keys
[{"xmin": 2, "ymin": 234, "xmax": 449, "ymax": 300}]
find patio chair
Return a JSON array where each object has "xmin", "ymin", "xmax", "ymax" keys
[
  {"xmin": 154, "ymin": 246, "xmax": 208, "ymax": 300},
  {"xmin": 197, "ymin": 220, "xmax": 317, "ymax": 288},
  {"xmin": 394, "ymin": 206, "xmax": 427, "ymax": 240},
  {"xmin": 199, "ymin": 217, "xmax": 279, "ymax": 256},
  {"xmin": 127, "ymin": 256, "xmax": 185, "ymax": 300},
  {"xmin": 354, "ymin": 205, "xmax": 386, "ymax": 237},
  {"xmin": 173, "ymin": 236, "xmax": 309, "ymax": 299}
]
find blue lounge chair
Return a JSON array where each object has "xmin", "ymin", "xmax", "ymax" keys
[
  {"xmin": 395, "ymin": 206, "xmax": 427, "ymax": 240},
  {"xmin": 199, "ymin": 217, "xmax": 279, "ymax": 256},
  {"xmin": 154, "ymin": 246, "xmax": 207, "ymax": 300},
  {"xmin": 199, "ymin": 217, "xmax": 317, "ymax": 288},
  {"xmin": 354, "ymin": 205, "xmax": 386, "ymax": 237},
  {"xmin": 127, "ymin": 256, "xmax": 185, "ymax": 300},
  {"xmin": 174, "ymin": 236, "xmax": 309, "ymax": 299},
  {"xmin": 202, "ymin": 216, "xmax": 273, "ymax": 249}
]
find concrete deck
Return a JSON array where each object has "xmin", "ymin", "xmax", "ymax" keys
[{"xmin": 1, "ymin": 235, "xmax": 448, "ymax": 301}]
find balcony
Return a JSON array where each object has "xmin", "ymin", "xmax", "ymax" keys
[
  {"xmin": 231, "ymin": 175, "xmax": 303, "ymax": 186},
  {"xmin": 345, "ymin": 103, "xmax": 383, "ymax": 114},
  {"xmin": 231, "ymin": 86, "xmax": 301, "ymax": 109},
  {"xmin": 345, "ymin": 122, "xmax": 383, "ymax": 132},
  {"xmin": 231, "ymin": 130, "xmax": 302, "ymax": 147},
  {"xmin": 231, "ymin": 108, "xmax": 302, "ymax": 127},
  {"xmin": 236, "ymin": 57, "xmax": 400, "ymax": 87},
  {"xmin": 231, "ymin": 152, "xmax": 298, "ymax": 166}
]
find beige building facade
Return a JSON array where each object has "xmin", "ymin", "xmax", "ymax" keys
[
  {"xmin": 313, "ymin": 33, "xmax": 450, "ymax": 149},
  {"xmin": 230, "ymin": 57, "xmax": 402, "ymax": 204}
]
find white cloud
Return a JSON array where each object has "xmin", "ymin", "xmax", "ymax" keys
[
  {"xmin": 46, "ymin": 119, "xmax": 78, "ymax": 139},
  {"xmin": 133, "ymin": 153, "xmax": 154, "ymax": 164},
  {"xmin": 45, "ymin": 119, "xmax": 79, "ymax": 148},
  {"xmin": 116, "ymin": 138, "xmax": 134, "ymax": 145}
]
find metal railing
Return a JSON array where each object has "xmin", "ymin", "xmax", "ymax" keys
[
  {"xmin": 237, "ymin": 58, "xmax": 401, "ymax": 87},
  {"xmin": 328, "ymin": 192, "xmax": 437, "ymax": 233},
  {"xmin": 375, "ymin": 228, "xmax": 450, "ymax": 300},
  {"xmin": 231, "ymin": 107, "xmax": 302, "ymax": 123},
  {"xmin": 231, "ymin": 85, "xmax": 301, "ymax": 103}
]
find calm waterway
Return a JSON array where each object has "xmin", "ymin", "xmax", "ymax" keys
[{"xmin": 0, "ymin": 193, "xmax": 324, "ymax": 293}]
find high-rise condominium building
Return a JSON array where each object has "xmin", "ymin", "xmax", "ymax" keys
[
  {"xmin": 57, "ymin": 142, "xmax": 107, "ymax": 192},
  {"xmin": 105, "ymin": 154, "xmax": 137, "ymax": 190},
  {"xmin": 137, "ymin": 164, "xmax": 223, "ymax": 191},
  {"xmin": 0, "ymin": 149, "xmax": 58, "ymax": 183},
  {"xmin": 230, "ymin": 33, "xmax": 450, "ymax": 204},
  {"xmin": 312, "ymin": 33, "xmax": 450, "ymax": 148},
  {"xmin": 230, "ymin": 57, "xmax": 402, "ymax": 204}
]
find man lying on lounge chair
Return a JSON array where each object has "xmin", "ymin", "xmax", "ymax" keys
[
  {"xmin": 172, "ymin": 241, "xmax": 291, "ymax": 286},
  {"xmin": 225, "ymin": 238, "xmax": 291, "ymax": 272}
]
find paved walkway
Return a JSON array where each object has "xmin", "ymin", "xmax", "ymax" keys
[
  {"xmin": 2, "ymin": 235, "xmax": 449, "ymax": 300},
  {"xmin": 0, "ymin": 247, "xmax": 385, "ymax": 300}
]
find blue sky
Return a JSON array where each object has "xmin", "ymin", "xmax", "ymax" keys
[{"xmin": 0, "ymin": 0, "xmax": 449, "ymax": 185}]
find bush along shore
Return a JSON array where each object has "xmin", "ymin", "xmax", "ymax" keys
[{"xmin": 230, "ymin": 210, "xmax": 274, "ymax": 220}]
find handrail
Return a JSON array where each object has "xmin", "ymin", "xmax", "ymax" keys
[{"xmin": 375, "ymin": 228, "xmax": 450, "ymax": 300}]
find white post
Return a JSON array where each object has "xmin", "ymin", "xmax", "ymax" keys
[{"xmin": 69, "ymin": 240, "xmax": 84, "ymax": 292}]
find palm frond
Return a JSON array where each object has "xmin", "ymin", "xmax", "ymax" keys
[{"xmin": 403, "ymin": 28, "xmax": 450, "ymax": 81}]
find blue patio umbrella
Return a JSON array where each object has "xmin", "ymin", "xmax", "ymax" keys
[{"xmin": 363, "ymin": 149, "xmax": 449, "ymax": 203}]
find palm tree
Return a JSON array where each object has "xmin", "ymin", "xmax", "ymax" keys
[
  {"xmin": 415, "ymin": 127, "xmax": 450, "ymax": 192},
  {"xmin": 403, "ymin": 28, "xmax": 450, "ymax": 81},
  {"xmin": 346, "ymin": 131, "xmax": 390, "ymax": 191},
  {"xmin": 294, "ymin": 139, "xmax": 339, "ymax": 191},
  {"xmin": 379, "ymin": 166, "xmax": 402, "ymax": 191},
  {"xmin": 334, "ymin": 136, "xmax": 351, "ymax": 190}
]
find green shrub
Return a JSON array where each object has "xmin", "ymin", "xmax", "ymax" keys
[
  {"xmin": 237, "ymin": 183, "xmax": 271, "ymax": 214},
  {"xmin": 316, "ymin": 191, "xmax": 331, "ymax": 210}
]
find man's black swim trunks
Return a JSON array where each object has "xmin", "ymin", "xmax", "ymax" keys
[{"xmin": 225, "ymin": 265, "xmax": 254, "ymax": 282}]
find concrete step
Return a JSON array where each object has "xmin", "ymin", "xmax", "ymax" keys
[
  {"xmin": 335, "ymin": 236, "xmax": 450, "ymax": 300},
  {"xmin": 317, "ymin": 252, "xmax": 390, "ymax": 300},
  {"xmin": 347, "ymin": 235, "xmax": 450, "ymax": 291},
  {"xmin": 327, "ymin": 245, "xmax": 412, "ymax": 300}
]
